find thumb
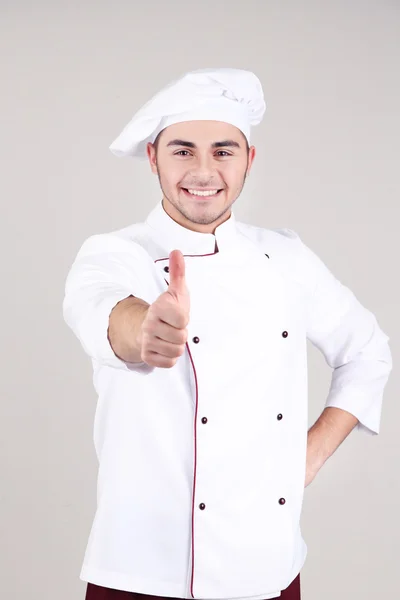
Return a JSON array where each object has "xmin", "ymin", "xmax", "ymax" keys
[{"xmin": 168, "ymin": 250, "xmax": 188, "ymax": 299}]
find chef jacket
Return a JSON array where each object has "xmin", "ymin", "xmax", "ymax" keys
[{"xmin": 62, "ymin": 199, "xmax": 392, "ymax": 599}]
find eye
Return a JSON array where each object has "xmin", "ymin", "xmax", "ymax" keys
[{"xmin": 173, "ymin": 150, "xmax": 232, "ymax": 157}]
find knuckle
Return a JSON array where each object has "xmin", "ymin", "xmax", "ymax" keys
[{"xmin": 141, "ymin": 353, "xmax": 153, "ymax": 366}]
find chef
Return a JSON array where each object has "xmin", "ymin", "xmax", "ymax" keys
[{"xmin": 62, "ymin": 68, "xmax": 393, "ymax": 600}]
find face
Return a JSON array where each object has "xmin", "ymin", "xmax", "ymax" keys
[{"xmin": 146, "ymin": 120, "xmax": 256, "ymax": 234}]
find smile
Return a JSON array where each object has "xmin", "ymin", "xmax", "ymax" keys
[{"xmin": 181, "ymin": 188, "xmax": 223, "ymax": 198}]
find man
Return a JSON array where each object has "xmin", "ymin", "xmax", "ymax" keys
[{"xmin": 63, "ymin": 68, "xmax": 392, "ymax": 600}]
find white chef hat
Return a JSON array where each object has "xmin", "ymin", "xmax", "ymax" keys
[{"xmin": 109, "ymin": 67, "xmax": 266, "ymax": 159}]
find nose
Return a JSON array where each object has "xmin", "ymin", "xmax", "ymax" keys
[{"xmin": 188, "ymin": 153, "xmax": 216, "ymax": 181}]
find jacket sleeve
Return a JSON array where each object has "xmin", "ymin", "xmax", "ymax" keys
[
  {"xmin": 62, "ymin": 233, "xmax": 156, "ymax": 373},
  {"xmin": 295, "ymin": 233, "xmax": 392, "ymax": 436}
]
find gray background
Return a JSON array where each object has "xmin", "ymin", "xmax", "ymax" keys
[{"xmin": 1, "ymin": 1, "xmax": 399, "ymax": 599}]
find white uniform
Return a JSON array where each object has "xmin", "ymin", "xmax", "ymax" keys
[{"xmin": 63, "ymin": 199, "xmax": 392, "ymax": 599}]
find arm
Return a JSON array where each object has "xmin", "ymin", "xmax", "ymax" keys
[
  {"xmin": 63, "ymin": 235, "xmax": 190, "ymax": 371},
  {"xmin": 305, "ymin": 407, "xmax": 359, "ymax": 486},
  {"xmin": 108, "ymin": 250, "xmax": 190, "ymax": 369},
  {"xmin": 62, "ymin": 233, "xmax": 156, "ymax": 372},
  {"xmin": 292, "ymin": 234, "xmax": 393, "ymax": 485},
  {"xmin": 108, "ymin": 295, "xmax": 150, "ymax": 363}
]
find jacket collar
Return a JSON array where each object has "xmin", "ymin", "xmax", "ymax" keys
[{"xmin": 145, "ymin": 199, "xmax": 239, "ymax": 256}]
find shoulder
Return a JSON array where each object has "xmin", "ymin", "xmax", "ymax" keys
[
  {"xmin": 235, "ymin": 220, "xmax": 320, "ymax": 292},
  {"xmin": 73, "ymin": 222, "xmax": 153, "ymax": 264},
  {"xmin": 236, "ymin": 220, "xmax": 302, "ymax": 256}
]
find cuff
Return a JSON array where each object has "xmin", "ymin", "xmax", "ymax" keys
[{"xmin": 324, "ymin": 387, "xmax": 382, "ymax": 436}]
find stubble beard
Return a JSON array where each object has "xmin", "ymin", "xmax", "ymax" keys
[{"xmin": 157, "ymin": 170, "xmax": 247, "ymax": 227}]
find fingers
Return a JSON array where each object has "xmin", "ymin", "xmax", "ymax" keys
[
  {"xmin": 140, "ymin": 300, "xmax": 189, "ymax": 368},
  {"xmin": 152, "ymin": 293, "xmax": 189, "ymax": 330},
  {"xmin": 168, "ymin": 250, "xmax": 187, "ymax": 298},
  {"xmin": 141, "ymin": 350, "xmax": 181, "ymax": 369},
  {"xmin": 141, "ymin": 328, "xmax": 187, "ymax": 367},
  {"xmin": 145, "ymin": 336, "xmax": 186, "ymax": 358},
  {"xmin": 139, "ymin": 249, "xmax": 190, "ymax": 369},
  {"xmin": 146, "ymin": 319, "xmax": 188, "ymax": 345}
]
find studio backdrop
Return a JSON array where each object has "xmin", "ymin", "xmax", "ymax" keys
[{"xmin": 0, "ymin": 1, "xmax": 399, "ymax": 599}]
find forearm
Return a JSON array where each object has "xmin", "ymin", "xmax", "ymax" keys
[
  {"xmin": 307, "ymin": 406, "xmax": 359, "ymax": 472},
  {"xmin": 107, "ymin": 295, "xmax": 150, "ymax": 363}
]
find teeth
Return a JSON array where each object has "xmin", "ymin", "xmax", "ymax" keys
[{"xmin": 187, "ymin": 189, "xmax": 219, "ymax": 197}]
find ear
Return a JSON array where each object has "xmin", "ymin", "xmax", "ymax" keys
[
  {"xmin": 246, "ymin": 145, "xmax": 256, "ymax": 176},
  {"xmin": 147, "ymin": 142, "xmax": 158, "ymax": 174}
]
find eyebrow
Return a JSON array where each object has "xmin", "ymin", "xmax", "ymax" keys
[{"xmin": 166, "ymin": 139, "xmax": 241, "ymax": 149}]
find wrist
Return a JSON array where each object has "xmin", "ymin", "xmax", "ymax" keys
[{"xmin": 109, "ymin": 296, "xmax": 149, "ymax": 363}]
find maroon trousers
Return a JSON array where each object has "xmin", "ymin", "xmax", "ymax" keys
[{"xmin": 85, "ymin": 574, "xmax": 301, "ymax": 600}]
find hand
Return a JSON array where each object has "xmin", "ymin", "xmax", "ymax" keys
[{"xmin": 140, "ymin": 250, "xmax": 190, "ymax": 368}]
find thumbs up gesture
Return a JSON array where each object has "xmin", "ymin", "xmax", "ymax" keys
[{"xmin": 140, "ymin": 250, "xmax": 190, "ymax": 368}]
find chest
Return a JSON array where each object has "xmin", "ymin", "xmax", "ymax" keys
[{"xmin": 154, "ymin": 245, "xmax": 308, "ymax": 386}]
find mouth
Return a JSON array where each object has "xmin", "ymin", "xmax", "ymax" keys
[{"xmin": 181, "ymin": 188, "xmax": 224, "ymax": 199}]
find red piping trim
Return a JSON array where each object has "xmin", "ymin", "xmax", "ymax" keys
[
  {"xmin": 153, "ymin": 247, "xmax": 271, "ymax": 597},
  {"xmin": 158, "ymin": 255, "xmax": 206, "ymax": 598},
  {"xmin": 186, "ymin": 342, "xmax": 199, "ymax": 598},
  {"xmin": 154, "ymin": 250, "xmax": 217, "ymax": 263},
  {"xmin": 156, "ymin": 246, "xmax": 230, "ymax": 597}
]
